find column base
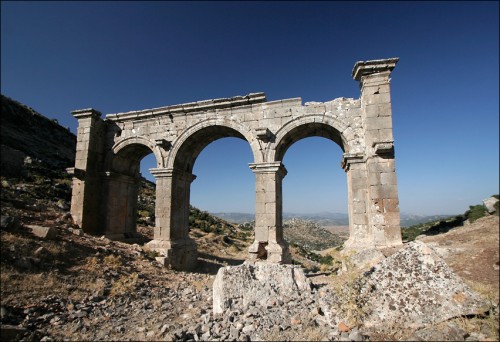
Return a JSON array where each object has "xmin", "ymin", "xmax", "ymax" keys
[
  {"xmin": 247, "ymin": 240, "xmax": 292, "ymax": 264},
  {"xmin": 146, "ymin": 238, "xmax": 198, "ymax": 271}
]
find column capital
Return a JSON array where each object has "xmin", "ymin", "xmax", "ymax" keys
[
  {"xmin": 248, "ymin": 162, "xmax": 287, "ymax": 178},
  {"xmin": 71, "ymin": 108, "xmax": 102, "ymax": 120},
  {"xmin": 149, "ymin": 167, "xmax": 196, "ymax": 182},
  {"xmin": 352, "ymin": 57, "xmax": 399, "ymax": 81},
  {"xmin": 341, "ymin": 153, "xmax": 365, "ymax": 171}
]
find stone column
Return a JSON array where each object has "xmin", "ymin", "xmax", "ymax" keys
[
  {"xmin": 68, "ymin": 108, "xmax": 104, "ymax": 234},
  {"xmin": 248, "ymin": 162, "xmax": 291, "ymax": 264},
  {"xmin": 342, "ymin": 153, "xmax": 373, "ymax": 249},
  {"xmin": 101, "ymin": 171, "xmax": 141, "ymax": 240},
  {"xmin": 353, "ymin": 58, "xmax": 403, "ymax": 248},
  {"xmin": 146, "ymin": 167, "xmax": 198, "ymax": 270}
]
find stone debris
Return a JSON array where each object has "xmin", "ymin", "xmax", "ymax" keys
[
  {"xmin": 0, "ymin": 215, "xmax": 21, "ymax": 232},
  {"xmin": 26, "ymin": 225, "xmax": 57, "ymax": 240},
  {"xmin": 0, "ymin": 239, "xmax": 495, "ymax": 341},
  {"xmin": 327, "ymin": 241, "xmax": 490, "ymax": 333},
  {"xmin": 344, "ymin": 248, "xmax": 386, "ymax": 271},
  {"xmin": 483, "ymin": 196, "xmax": 499, "ymax": 214}
]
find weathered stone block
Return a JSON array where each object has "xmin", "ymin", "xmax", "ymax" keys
[
  {"xmin": 380, "ymin": 172, "xmax": 397, "ymax": 185},
  {"xmin": 365, "ymin": 116, "xmax": 392, "ymax": 130},
  {"xmin": 369, "ymin": 185, "xmax": 398, "ymax": 199},
  {"xmin": 213, "ymin": 263, "xmax": 310, "ymax": 314},
  {"xmin": 27, "ymin": 225, "xmax": 57, "ymax": 240}
]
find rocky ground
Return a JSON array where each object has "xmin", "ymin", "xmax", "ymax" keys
[
  {"xmin": 1, "ymin": 170, "xmax": 499, "ymax": 341},
  {"xmin": 2, "ymin": 195, "xmax": 499, "ymax": 341},
  {"xmin": 417, "ymin": 215, "xmax": 499, "ymax": 305}
]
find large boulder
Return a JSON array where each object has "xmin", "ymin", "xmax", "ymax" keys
[
  {"xmin": 347, "ymin": 241, "xmax": 489, "ymax": 331},
  {"xmin": 213, "ymin": 262, "xmax": 311, "ymax": 314},
  {"xmin": 483, "ymin": 196, "xmax": 499, "ymax": 214}
]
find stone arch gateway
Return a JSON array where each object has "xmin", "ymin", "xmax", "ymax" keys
[{"xmin": 68, "ymin": 58, "xmax": 403, "ymax": 270}]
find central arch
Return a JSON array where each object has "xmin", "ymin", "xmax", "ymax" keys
[
  {"xmin": 147, "ymin": 121, "xmax": 259, "ymax": 270},
  {"xmin": 268, "ymin": 114, "xmax": 354, "ymax": 163},
  {"xmin": 167, "ymin": 118, "xmax": 262, "ymax": 171}
]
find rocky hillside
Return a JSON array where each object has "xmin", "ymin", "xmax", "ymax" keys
[{"xmin": 1, "ymin": 95, "xmax": 76, "ymax": 174}]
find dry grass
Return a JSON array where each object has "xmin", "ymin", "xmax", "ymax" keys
[
  {"xmin": 110, "ymin": 272, "xmax": 139, "ymax": 297},
  {"xmin": 0, "ymin": 267, "xmax": 68, "ymax": 303},
  {"xmin": 326, "ymin": 249, "xmax": 370, "ymax": 328}
]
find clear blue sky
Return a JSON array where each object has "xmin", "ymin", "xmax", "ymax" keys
[{"xmin": 2, "ymin": 1, "xmax": 498, "ymax": 216}]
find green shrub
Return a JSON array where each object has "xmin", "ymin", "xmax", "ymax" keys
[{"xmin": 465, "ymin": 205, "xmax": 487, "ymax": 223}]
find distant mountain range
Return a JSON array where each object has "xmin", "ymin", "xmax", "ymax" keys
[{"xmin": 211, "ymin": 211, "xmax": 453, "ymax": 228}]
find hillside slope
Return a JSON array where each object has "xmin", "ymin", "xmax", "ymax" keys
[
  {"xmin": 418, "ymin": 215, "xmax": 499, "ymax": 302},
  {"xmin": 1, "ymin": 95, "xmax": 76, "ymax": 169}
]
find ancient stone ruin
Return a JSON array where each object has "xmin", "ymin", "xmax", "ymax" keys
[{"xmin": 69, "ymin": 57, "xmax": 403, "ymax": 270}]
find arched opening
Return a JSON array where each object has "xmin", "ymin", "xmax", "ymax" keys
[
  {"xmin": 282, "ymin": 137, "xmax": 349, "ymax": 260},
  {"xmin": 173, "ymin": 125, "xmax": 248, "ymax": 173},
  {"xmin": 149, "ymin": 125, "xmax": 256, "ymax": 269},
  {"xmin": 190, "ymin": 137, "xmax": 255, "ymax": 265},
  {"xmin": 136, "ymin": 153, "xmax": 157, "ymax": 238},
  {"xmin": 103, "ymin": 142, "xmax": 158, "ymax": 239},
  {"xmin": 277, "ymin": 123, "xmax": 350, "ymax": 260}
]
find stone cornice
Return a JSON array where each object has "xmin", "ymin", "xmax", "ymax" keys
[
  {"xmin": 106, "ymin": 93, "xmax": 267, "ymax": 122},
  {"xmin": 71, "ymin": 108, "xmax": 102, "ymax": 120},
  {"xmin": 248, "ymin": 162, "xmax": 287, "ymax": 178},
  {"xmin": 341, "ymin": 152, "xmax": 365, "ymax": 171},
  {"xmin": 352, "ymin": 58, "xmax": 399, "ymax": 81}
]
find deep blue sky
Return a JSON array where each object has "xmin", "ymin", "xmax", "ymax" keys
[{"xmin": 2, "ymin": 1, "xmax": 498, "ymax": 215}]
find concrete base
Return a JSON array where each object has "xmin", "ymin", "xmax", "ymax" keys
[{"xmin": 146, "ymin": 238, "xmax": 198, "ymax": 270}]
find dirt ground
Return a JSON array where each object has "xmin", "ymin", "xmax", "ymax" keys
[{"xmin": 418, "ymin": 215, "xmax": 500, "ymax": 303}]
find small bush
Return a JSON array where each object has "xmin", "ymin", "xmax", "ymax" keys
[{"xmin": 465, "ymin": 205, "xmax": 487, "ymax": 223}]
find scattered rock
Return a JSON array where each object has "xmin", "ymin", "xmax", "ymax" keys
[
  {"xmin": 483, "ymin": 196, "xmax": 499, "ymax": 214},
  {"xmin": 56, "ymin": 199, "xmax": 69, "ymax": 210},
  {"xmin": 68, "ymin": 228, "xmax": 83, "ymax": 236},
  {"xmin": 0, "ymin": 324, "xmax": 28, "ymax": 340},
  {"xmin": 346, "ymin": 248, "xmax": 385, "ymax": 271},
  {"xmin": 27, "ymin": 225, "xmax": 57, "ymax": 240},
  {"xmin": 1, "ymin": 215, "xmax": 21, "ymax": 231},
  {"xmin": 338, "ymin": 321, "xmax": 350, "ymax": 332},
  {"xmin": 406, "ymin": 322, "xmax": 467, "ymax": 341}
]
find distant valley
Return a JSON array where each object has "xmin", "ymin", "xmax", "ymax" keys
[{"xmin": 211, "ymin": 211, "xmax": 452, "ymax": 227}]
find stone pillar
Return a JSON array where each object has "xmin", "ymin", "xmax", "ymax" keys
[
  {"xmin": 342, "ymin": 153, "xmax": 373, "ymax": 249},
  {"xmin": 146, "ymin": 167, "xmax": 198, "ymax": 270},
  {"xmin": 101, "ymin": 171, "xmax": 141, "ymax": 240},
  {"xmin": 248, "ymin": 162, "xmax": 291, "ymax": 264},
  {"xmin": 68, "ymin": 108, "xmax": 104, "ymax": 234},
  {"xmin": 353, "ymin": 58, "xmax": 403, "ymax": 248}
]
